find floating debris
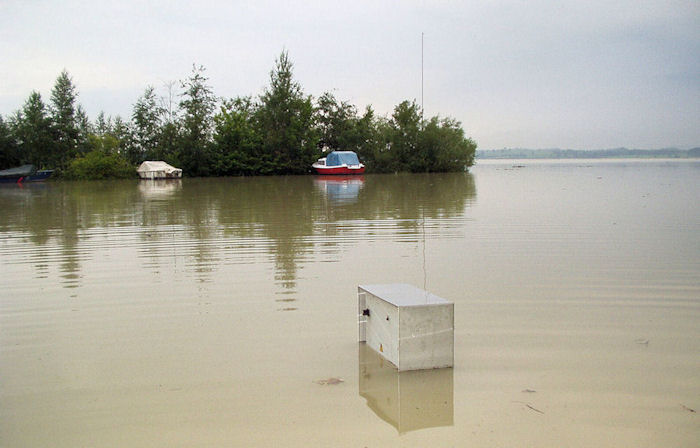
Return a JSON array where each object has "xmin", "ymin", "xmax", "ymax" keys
[
  {"xmin": 681, "ymin": 404, "xmax": 696, "ymax": 413},
  {"xmin": 513, "ymin": 401, "xmax": 544, "ymax": 414},
  {"xmin": 526, "ymin": 404, "xmax": 544, "ymax": 414},
  {"xmin": 278, "ymin": 307, "xmax": 297, "ymax": 311},
  {"xmin": 635, "ymin": 338, "xmax": 650, "ymax": 345},
  {"xmin": 522, "ymin": 389, "xmax": 537, "ymax": 393},
  {"xmin": 314, "ymin": 377, "xmax": 344, "ymax": 386}
]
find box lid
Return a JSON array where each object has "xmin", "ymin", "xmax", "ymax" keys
[{"xmin": 359, "ymin": 284, "xmax": 452, "ymax": 307}]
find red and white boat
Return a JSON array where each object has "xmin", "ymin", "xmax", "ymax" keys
[{"xmin": 312, "ymin": 151, "xmax": 365, "ymax": 175}]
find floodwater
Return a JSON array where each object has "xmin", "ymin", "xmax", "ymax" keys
[{"xmin": 1, "ymin": 160, "xmax": 698, "ymax": 447}]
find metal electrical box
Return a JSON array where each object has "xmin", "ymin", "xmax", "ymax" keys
[{"xmin": 358, "ymin": 284, "xmax": 454, "ymax": 371}]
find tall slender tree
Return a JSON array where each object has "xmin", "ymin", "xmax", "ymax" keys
[
  {"xmin": 178, "ymin": 64, "xmax": 216, "ymax": 176},
  {"xmin": 257, "ymin": 51, "xmax": 317, "ymax": 174},
  {"xmin": 93, "ymin": 111, "xmax": 113, "ymax": 136},
  {"xmin": 387, "ymin": 100, "xmax": 422, "ymax": 172},
  {"xmin": 0, "ymin": 115, "xmax": 20, "ymax": 169},
  {"xmin": 111, "ymin": 116, "xmax": 132, "ymax": 157},
  {"xmin": 75, "ymin": 104, "xmax": 91, "ymax": 155},
  {"xmin": 131, "ymin": 86, "xmax": 162, "ymax": 163},
  {"xmin": 14, "ymin": 91, "xmax": 53, "ymax": 168},
  {"xmin": 49, "ymin": 70, "xmax": 80, "ymax": 169}
]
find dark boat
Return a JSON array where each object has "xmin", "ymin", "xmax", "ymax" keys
[{"xmin": 0, "ymin": 165, "xmax": 53, "ymax": 184}]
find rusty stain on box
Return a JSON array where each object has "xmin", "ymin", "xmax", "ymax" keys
[{"xmin": 358, "ymin": 284, "xmax": 454, "ymax": 371}]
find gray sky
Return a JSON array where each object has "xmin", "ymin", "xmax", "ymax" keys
[{"xmin": 1, "ymin": 0, "xmax": 698, "ymax": 149}]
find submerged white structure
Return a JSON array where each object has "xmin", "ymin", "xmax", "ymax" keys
[
  {"xmin": 137, "ymin": 161, "xmax": 182, "ymax": 179},
  {"xmin": 358, "ymin": 284, "xmax": 454, "ymax": 371}
]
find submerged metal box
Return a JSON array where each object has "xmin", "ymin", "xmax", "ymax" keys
[{"xmin": 358, "ymin": 284, "xmax": 454, "ymax": 371}]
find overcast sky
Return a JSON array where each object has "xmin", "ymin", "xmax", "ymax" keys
[{"xmin": 1, "ymin": 0, "xmax": 698, "ymax": 149}]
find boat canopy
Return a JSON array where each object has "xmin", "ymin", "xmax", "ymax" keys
[
  {"xmin": 325, "ymin": 151, "xmax": 360, "ymax": 167},
  {"xmin": 0, "ymin": 165, "xmax": 36, "ymax": 177},
  {"xmin": 137, "ymin": 161, "xmax": 182, "ymax": 175}
]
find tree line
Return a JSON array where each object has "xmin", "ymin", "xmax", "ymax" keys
[{"xmin": 0, "ymin": 51, "xmax": 476, "ymax": 179}]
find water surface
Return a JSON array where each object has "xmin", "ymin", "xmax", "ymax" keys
[{"xmin": 1, "ymin": 160, "xmax": 698, "ymax": 446}]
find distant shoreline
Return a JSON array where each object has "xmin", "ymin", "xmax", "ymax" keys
[{"xmin": 477, "ymin": 147, "xmax": 700, "ymax": 159}]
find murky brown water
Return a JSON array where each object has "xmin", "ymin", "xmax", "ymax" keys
[{"xmin": 1, "ymin": 161, "xmax": 699, "ymax": 447}]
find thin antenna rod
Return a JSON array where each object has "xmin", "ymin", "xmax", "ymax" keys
[{"xmin": 421, "ymin": 32, "xmax": 427, "ymax": 290}]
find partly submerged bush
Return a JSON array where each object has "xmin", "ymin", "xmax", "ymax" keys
[{"xmin": 64, "ymin": 150, "xmax": 136, "ymax": 180}]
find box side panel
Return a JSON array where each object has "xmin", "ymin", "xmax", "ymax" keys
[
  {"xmin": 358, "ymin": 290, "xmax": 367, "ymax": 342},
  {"xmin": 398, "ymin": 304, "xmax": 454, "ymax": 370},
  {"xmin": 364, "ymin": 293, "xmax": 400, "ymax": 367}
]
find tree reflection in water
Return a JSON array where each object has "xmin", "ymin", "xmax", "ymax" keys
[{"xmin": 0, "ymin": 173, "xmax": 475, "ymax": 291}]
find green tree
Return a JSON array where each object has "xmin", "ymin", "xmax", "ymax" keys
[
  {"xmin": 0, "ymin": 115, "xmax": 20, "ymax": 169},
  {"xmin": 111, "ymin": 116, "xmax": 132, "ymax": 156},
  {"xmin": 94, "ymin": 111, "xmax": 113, "ymax": 136},
  {"xmin": 353, "ymin": 106, "xmax": 388, "ymax": 172},
  {"xmin": 313, "ymin": 94, "xmax": 387, "ymax": 172},
  {"xmin": 364, "ymin": 100, "xmax": 476, "ymax": 173},
  {"xmin": 131, "ymin": 86, "xmax": 162, "ymax": 163},
  {"xmin": 315, "ymin": 92, "xmax": 357, "ymax": 152},
  {"xmin": 87, "ymin": 133, "xmax": 121, "ymax": 155},
  {"xmin": 155, "ymin": 80, "xmax": 181, "ymax": 163},
  {"xmin": 49, "ymin": 70, "xmax": 81, "ymax": 170},
  {"xmin": 178, "ymin": 64, "xmax": 216, "ymax": 177},
  {"xmin": 213, "ymin": 96, "xmax": 267, "ymax": 175},
  {"xmin": 420, "ymin": 116, "xmax": 476, "ymax": 172},
  {"xmin": 388, "ymin": 100, "xmax": 422, "ymax": 172},
  {"xmin": 75, "ymin": 105, "xmax": 91, "ymax": 155},
  {"xmin": 256, "ymin": 51, "xmax": 318, "ymax": 174},
  {"xmin": 14, "ymin": 91, "xmax": 54, "ymax": 168}
]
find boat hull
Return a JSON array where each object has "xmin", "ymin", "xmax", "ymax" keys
[
  {"xmin": 0, "ymin": 170, "xmax": 53, "ymax": 183},
  {"xmin": 312, "ymin": 165, "xmax": 365, "ymax": 175},
  {"xmin": 137, "ymin": 172, "xmax": 183, "ymax": 180}
]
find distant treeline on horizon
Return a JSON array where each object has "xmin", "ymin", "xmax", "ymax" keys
[
  {"xmin": 477, "ymin": 147, "xmax": 700, "ymax": 159},
  {"xmin": 0, "ymin": 51, "xmax": 476, "ymax": 179}
]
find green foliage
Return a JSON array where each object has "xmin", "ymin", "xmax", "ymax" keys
[
  {"xmin": 0, "ymin": 115, "xmax": 20, "ymax": 169},
  {"xmin": 87, "ymin": 133, "xmax": 121, "ymax": 155},
  {"xmin": 359, "ymin": 101, "xmax": 476, "ymax": 173},
  {"xmin": 2, "ymin": 54, "xmax": 477, "ymax": 178},
  {"xmin": 130, "ymin": 86, "xmax": 161, "ymax": 164},
  {"xmin": 64, "ymin": 149, "xmax": 135, "ymax": 180},
  {"xmin": 178, "ymin": 65, "xmax": 216, "ymax": 177},
  {"xmin": 213, "ymin": 97, "xmax": 268, "ymax": 175},
  {"xmin": 94, "ymin": 111, "xmax": 112, "ymax": 136},
  {"xmin": 14, "ymin": 91, "xmax": 54, "ymax": 169},
  {"xmin": 315, "ymin": 92, "xmax": 358, "ymax": 151},
  {"xmin": 420, "ymin": 116, "xmax": 476, "ymax": 171},
  {"xmin": 256, "ymin": 51, "xmax": 318, "ymax": 174},
  {"xmin": 75, "ymin": 105, "xmax": 92, "ymax": 155},
  {"xmin": 157, "ymin": 121, "xmax": 180, "ymax": 166},
  {"xmin": 50, "ymin": 70, "xmax": 83, "ymax": 169}
]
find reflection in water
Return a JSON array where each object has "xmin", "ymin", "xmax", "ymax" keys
[
  {"xmin": 358, "ymin": 343, "xmax": 454, "ymax": 434},
  {"xmin": 0, "ymin": 173, "xmax": 476, "ymax": 291},
  {"xmin": 313, "ymin": 175, "xmax": 364, "ymax": 205},
  {"xmin": 138, "ymin": 179, "xmax": 183, "ymax": 199}
]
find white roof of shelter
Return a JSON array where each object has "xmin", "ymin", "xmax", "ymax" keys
[{"xmin": 137, "ymin": 161, "xmax": 181, "ymax": 173}]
